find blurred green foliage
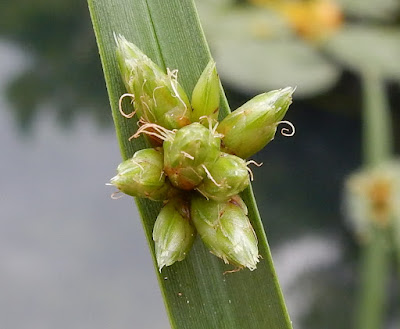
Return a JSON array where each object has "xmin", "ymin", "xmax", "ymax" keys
[
  {"xmin": 197, "ymin": 0, "xmax": 400, "ymax": 97},
  {"xmin": 2, "ymin": 0, "xmax": 400, "ymax": 130},
  {"xmin": 1, "ymin": 0, "xmax": 109, "ymax": 131}
]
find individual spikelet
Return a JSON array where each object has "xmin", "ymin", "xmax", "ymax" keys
[
  {"xmin": 191, "ymin": 59, "xmax": 221, "ymax": 125},
  {"xmin": 217, "ymin": 87, "xmax": 295, "ymax": 159},
  {"xmin": 109, "ymin": 148, "xmax": 174, "ymax": 201},
  {"xmin": 153, "ymin": 197, "xmax": 196, "ymax": 271},
  {"xmin": 163, "ymin": 122, "xmax": 221, "ymax": 190},
  {"xmin": 115, "ymin": 34, "xmax": 192, "ymax": 130},
  {"xmin": 196, "ymin": 152, "xmax": 250, "ymax": 202},
  {"xmin": 191, "ymin": 194, "xmax": 260, "ymax": 271}
]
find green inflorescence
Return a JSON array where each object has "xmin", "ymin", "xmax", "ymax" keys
[{"xmin": 109, "ymin": 34, "xmax": 295, "ymax": 272}]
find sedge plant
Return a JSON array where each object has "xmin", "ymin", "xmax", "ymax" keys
[{"xmin": 88, "ymin": 0, "xmax": 295, "ymax": 327}]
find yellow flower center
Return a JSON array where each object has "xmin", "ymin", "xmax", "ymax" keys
[{"xmin": 249, "ymin": 0, "xmax": 343, "ymax": 41}]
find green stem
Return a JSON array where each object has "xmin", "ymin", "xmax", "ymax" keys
[
  {"xmin": 390, "ymin": 218, "xmax": 400, "ymax": 285},
  {"xmin": 354, "ymin": 228, "xmax": 389, "ymax": 329},
  {"xmin": 355, "ymin": 71, "xmax": 392, "ymax": 329},
  {"xmin": 362, "ymin": 71, "xmax": 392, "ymax": 166}
]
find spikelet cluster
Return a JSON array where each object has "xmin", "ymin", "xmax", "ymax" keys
[{"xmin": 109, "ymin": 34, "xmax": 295, "ymax": 272}]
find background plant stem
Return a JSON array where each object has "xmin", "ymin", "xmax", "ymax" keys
[
  {"xmin": 355, "ymin": 71, "xmax": 392, "ymax": 329},
  {"xmin": 362, "ymin": 71, "xmax": 392, "ymax": 166}
]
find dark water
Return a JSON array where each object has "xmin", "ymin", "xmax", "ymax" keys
[
  {"xmin": 1, "ymin": 1, "xmax": 399, "ymax": 329},
  {"xmin": 0, "ymin": 41, "xmax": 168, "ymax": 328}
]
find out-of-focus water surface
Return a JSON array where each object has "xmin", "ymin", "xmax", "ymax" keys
[
  {"xmin": 0, "ymin": 41, "xmax": 168, "ymax": 329},
  {"xmin": 1, "ymin": 1, "xmax": 399, "ymax": 328}
]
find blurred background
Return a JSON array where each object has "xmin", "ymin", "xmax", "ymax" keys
[{"xmin": 1, "ymin": 0, "xmax": 400, "ymax": 328}]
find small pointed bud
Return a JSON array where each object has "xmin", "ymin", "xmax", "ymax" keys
[
  {"xmin": 191, "ymin": 60, "xmax": 220, "ymax": 124},
  {"xmin": 164, "ymin": 123, "xmax": 221, "ymax": 190},
  {"xmin": 197, "ymin": 153, "xmax": 250, "ymax": 202},
  {"xmin": 115, "ymin": 34, "xmax": 192, "ymax": 129},
  {"xmin": 110, "ymin": 148, "xmax": 173, "ymax": 201},
  {"xmin": 217, "ymin": 87, "xmax": 294, "ymax": 159},
  {"xmin": 191, "ymin": 195, "xmax": 260, "ymax": 271},
  {"xmin": 153, "ymin": 198, "xmax": 196, "ymax": 271}
]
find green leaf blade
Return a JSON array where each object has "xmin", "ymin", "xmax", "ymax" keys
[{"xmin": 88, "ymin": 0, "xmax": 293, "ymax": 328}]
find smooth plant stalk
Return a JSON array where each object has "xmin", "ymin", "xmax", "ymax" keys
[
  {"xmin": 354, "ymin": 71, "xmax": 392, "ymax": 329},
  {"xmin": 355, "ymin": 228, "xmax": 390, "ymax": 329},
  {"xmin": 362, "ymin": 71, "xmax": 392, "ymax": 166},
  {"xmin": 391, "ymin": 215, "xmax": 400, "ymax": 277}
]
